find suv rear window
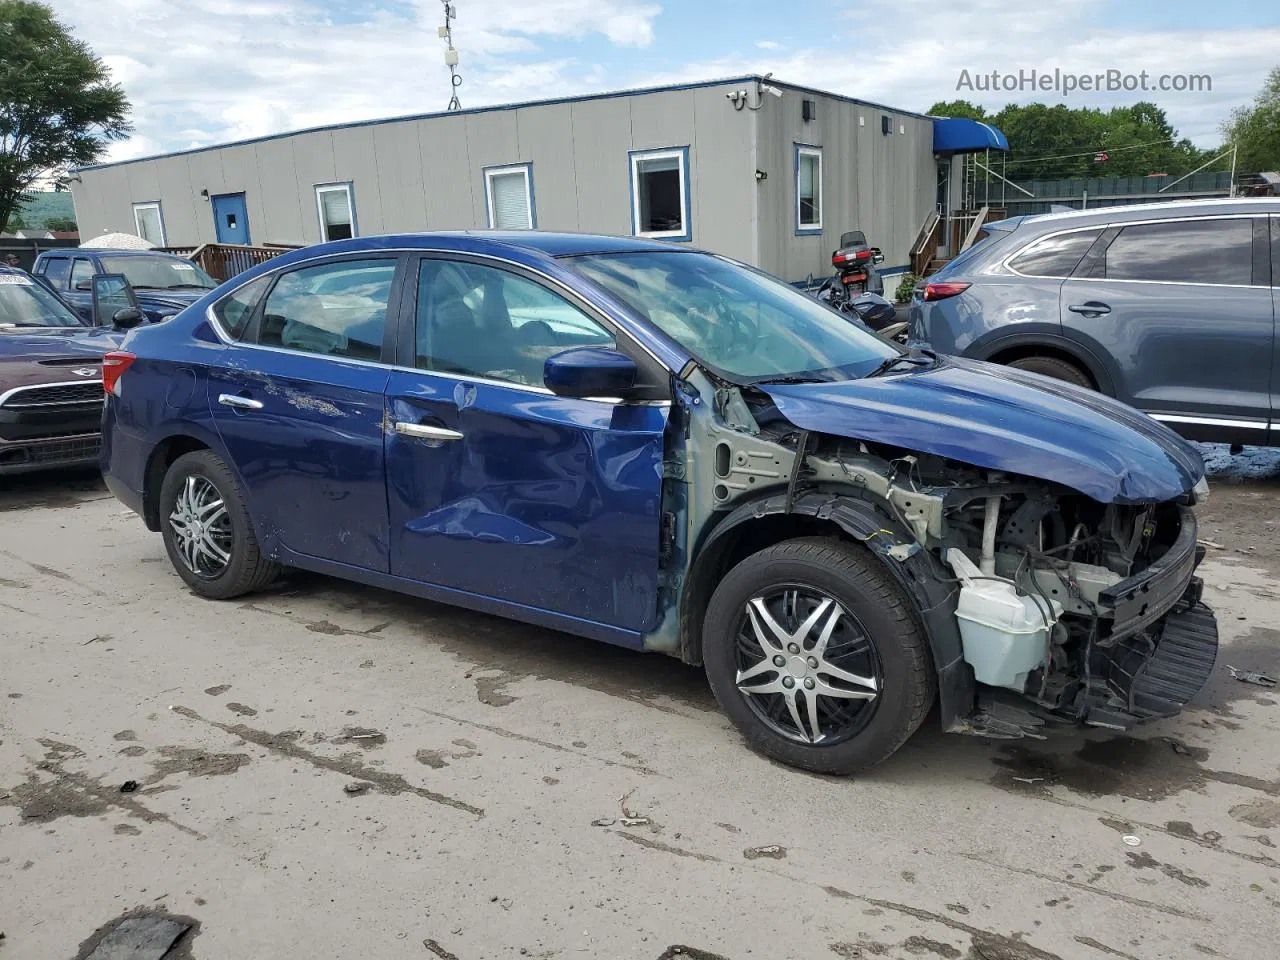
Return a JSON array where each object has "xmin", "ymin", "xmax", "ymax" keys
[
  {"xmin": 1102, "ymin": 218, "xmax": 1253, "ymax": 285},
  {"xmin": 1008, "ymin": 229, "xmax": 1102, "ymax": 277}
]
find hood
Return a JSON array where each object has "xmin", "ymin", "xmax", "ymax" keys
[
  {"xmin": 0, "ymin": 326, "xmax": 122, "ymax": 393},
  {"xmin": 136, "ymin": 289, "xmax": 204, "ymax": 318},
  {"xmin": 759, "ymin": 356, "xmax": 1204, "ymax": 504}
]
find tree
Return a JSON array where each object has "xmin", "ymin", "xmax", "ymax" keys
[
  {"xmin": 1223, "ymin": 66, "xmax": 1280, "ymax": 173},
  {"xmin": 927, "ymin": 99, "xmax": 988, "ymax": 120},
  {"xmin": 43, "ymin": 215, "xmax": 76, "ymax": 231},
  {"xmin": 0, "ymin": 1, "xmax": 131, "ymax": 232}
]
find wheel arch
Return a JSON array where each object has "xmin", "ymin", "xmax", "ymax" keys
[
  {"xmin": 976, "ymin": 332, "xmax": 1118, "ymax": 397},
  {"xmin": 679, "ymin": 490, "xmax": 975, "ymax": 730},
  {"xmin": 140, "ymin": 422, "xmax": 226, "ymax": 531}
]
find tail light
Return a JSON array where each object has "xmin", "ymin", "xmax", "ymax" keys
[
  {"xmin": 102, "ymin": 352, "xmax": 136, "ymax": 397},
  {"xmin": 832, "ymin": 249, "xmax": 873, "ymax": 267},
  {"xmin": 840, "ymin": 273, "xmax": 867, "ymax": 285},
  {"xmin": 923, "ymin": 281, "xmax": 971, "ymax": 302}
]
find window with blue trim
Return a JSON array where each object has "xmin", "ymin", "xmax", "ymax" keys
[
  {"xmin": 630, "ymin": 147, "xmax": 689, "ymax": 240},
  {"xmin": 796, "ymin": 146, "xmax": 822, "ymax": 233}
]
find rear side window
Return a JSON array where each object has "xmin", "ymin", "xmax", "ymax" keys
[
  {"xmin": 1103, "ymin": 218, "xmax": 1253, "ymax": 285},
  {"xmin": 258, "ymin": 258, "xmax": 397, "ymax": 361},
  {"xmin": 70, "ymin": 258, "xmax": 95, "ymax": 289},
  {"xmin": 1008, "ymin": 229, "xmax": 1102, "ymax": 277},
  {"xmin": 42, "ymin": 257, "xmax": 72, "ymax": 288},
  {"xmin": 212, "ymin": 275, "xmax": 272, "ymax": 340}
]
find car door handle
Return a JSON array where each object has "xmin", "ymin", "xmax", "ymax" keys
[
  {"xmin": 1067, "ymin": 302, "xmax": 1111, "ymax": 316},
  {"xmin": 218, "ymin": 393, "xmax": 263, "ymax": 410},
  {"xmin": 394, "ymin": 422, "xmax": 464, "ymax": 441}
]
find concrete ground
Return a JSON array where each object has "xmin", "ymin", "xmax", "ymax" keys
[{"xmin": 1, "ymin": 449, "xmax": 1278, "ymax": 960}]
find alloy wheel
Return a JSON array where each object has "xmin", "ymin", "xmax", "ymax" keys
[
  {"xmin": 734, "ymin": 587, "xmax": 882, "ymax": 744},
  {"xmin": 168, "ymin": 475, "xmax": 233, "ymax": 579}
]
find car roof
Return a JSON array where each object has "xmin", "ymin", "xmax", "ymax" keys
[
  {"xmin": 1019, "ymin": 196, "xmax": 1280, "ymax": 230},
  {"xmin": 274, "ymin": 231, "xmax": 703, "ymax": 265}
]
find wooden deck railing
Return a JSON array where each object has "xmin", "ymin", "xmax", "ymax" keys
[
  {"xmin": 909, "ymin": 210, "xmax": 942, "ymax": 277},
  {"xmin": 161, "ymin": 243, "xmax": 300, "ymax": 281}
]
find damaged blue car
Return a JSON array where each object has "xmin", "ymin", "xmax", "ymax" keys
[{"xmin": 101, "ymin": 233, "xmax": 1217, "ymax": 773}]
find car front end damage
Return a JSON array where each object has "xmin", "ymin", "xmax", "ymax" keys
[{"xmin": 658, "ymin": 361, "xmax": 1217, "ymax": 740}]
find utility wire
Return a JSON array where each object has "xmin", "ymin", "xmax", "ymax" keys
[{"xmin": 1003, "ymin": 137, "xmax": 1182, "ymax": 166}]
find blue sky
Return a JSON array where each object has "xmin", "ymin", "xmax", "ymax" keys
[{"xmin": 54, "ymin": 0, "xmax": 1280, "ymax": 161}]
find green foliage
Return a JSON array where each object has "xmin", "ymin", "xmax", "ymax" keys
[
  {"xmin": 0, "ymin": 1, "xmax": 132, "ymax": 232},
  {"xmin": 1223, "ymin": 67, "xmax": 1280, "ymax": 173},
  {"xmin": 3, "ymin": 209, "xmax": 27, "ymax": 231},
  {"xmin": 893, "ymin": 273, "xmax": 920, "ymax": 304},
  {"xmin": 43, "ymin": 215, "xmax": 77, "ymax": 231},
  {"xmin": 926, "ymin": 98, "xmax": 1218, "ymax": 179}
]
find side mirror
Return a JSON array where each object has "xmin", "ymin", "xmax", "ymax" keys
[
  {"xmin": 112, "ymin": 307, "xmax": 145, "ymax": 329},
  {"xmin": 544, "ymin": 347, "xmax": 637, "ymax": 399},
  {"xmin": 870, "ymin": 247, "xmax": 885, "ymax": 265},
  {"xmin": 91, "ymin": 273, "xmax": 141, "ymax": 328},
  {"xmin": 75, "ymin": 277, "xmax": 93, "ymax": 290}
]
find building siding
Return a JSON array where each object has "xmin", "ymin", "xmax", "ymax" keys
[{"xmin": 70, "ymin": 79, "xmax": 933, "ymax": 287}]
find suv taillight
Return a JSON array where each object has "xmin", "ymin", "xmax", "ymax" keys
[
  {"xmin": 102, "ymin": 352, "xmax": 136, "ymax": 397},
  {"xmin": 923, "ymin": 281, "xmax": 971, "ymax": 302}
]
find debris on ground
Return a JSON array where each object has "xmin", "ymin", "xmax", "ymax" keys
[
  {"xmin": 1228, "ymin": 666, "xmax": 1278, "ymax": 688},
  {"xmin": 119, "ymin": 780, "xmax": 139, "ymax": 794},
  {"xmin": 1197, "ymin": 539, "xmax": 1226, "ymax": 550},
  {"xmin": 590, "ymin": 818, "xmax": 616, "ymax": 827},
  {"xmin": 423, "ymin": 938, "xmax": 460, "ymax": 960},
  {"xmin": 1167, "ymin": 739, "xmax": 1192, "ymax": 756},
  {"xmin": 1011, "ymin": 777, "xmax": 1043, "ymax": 784},
  {"xmin": 743, "ymin": 845, "xmax": 787, "ymax": 860},
  {"xmin": 1122, "ymin": 835, "xmax": 1142, "ymax": 847},
  {"xmin": 81, "ymin": 914, "xmax": 191, "ymax": 960},
  {"xmin": 343, "ymin": 781, "xmax": 372, "ymax": 796},
  {"xmin": 617, "ymin": 787, "xmax": 650, "ymax": 826}
]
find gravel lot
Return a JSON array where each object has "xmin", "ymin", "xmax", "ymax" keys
[{"xmin": 1, "ymin": 449, "xmax": 1278, "ymax": 960}]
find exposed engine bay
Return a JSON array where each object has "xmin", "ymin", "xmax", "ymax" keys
[{"xmin": 673, "ymin": 383, "xmax": 1217, "ymax": 736}]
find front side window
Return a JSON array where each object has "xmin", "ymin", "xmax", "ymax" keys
[
  {"xmin": 1103, "ymin": 218, "xmax": 1253, "ymax": 285},
  {"xmin": 98, "ymin": 255, "xmax": 217, "ymax": 291},
  {"xmin": 315, "ymin": 183, "xmax": 356, "ymax": 242},
  {"xmin": 484, "ymin": 164, "xmax": 535, "ymax": 230},
  {"xmin": 572, "ymin": 251, "xmax": 895, "ymax": 381},
  {"xmin": 133, "ymin": 202, "xmax": 166, "ymax": 246},
  {"xmin": 796, "ymin": 145, "xmax": 822, "ymax": 233},
  {"xmin": 70, "ymin": 258, "xmax": 95, "ymax": 289},
  {"xmin": 1008, "ymin": 229, "xmax": 1102, "ymax": 277},
  {"xmin": 258, "ymin": 258, "xmax": 396, "ymax": 360},
  {"xmin": 212, "ymin": 274, "xmax": 272, "ymax": 340},
  {"xmin": 41, "ymin": 257, "xmax": 71, "ymax": 288},
  {"xmin": 630, "ymin": 147, "xmax": 690, "ymax": 241},
  {"xmin": 415, "ymin": 259, "xmax": 614, "ymax": 388}
]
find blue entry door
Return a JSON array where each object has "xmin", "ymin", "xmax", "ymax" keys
[{"xmin": 211, "ymin": 193, "xmax": 250, "ymax": 244}]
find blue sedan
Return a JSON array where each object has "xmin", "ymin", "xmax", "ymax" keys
[{"xmin": 101, "ymin": 232, "xmax": 1216, "ymax": 773}]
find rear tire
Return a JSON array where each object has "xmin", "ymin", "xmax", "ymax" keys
[
  {"xmin": 702, "ymin": 538, "xmax": 935, "ymax": 775},
  {"xmin": 1006, "ymin": 355, "xmax": 1093, "ymax": 389},
  {"xmin": 159, "ymin": 450, "xmax": 279, "ymax": 599}
]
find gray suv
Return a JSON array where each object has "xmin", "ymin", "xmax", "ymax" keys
[{"xmin": 909, "ymin": 198, "xmax": 1279, "ymax": 446}]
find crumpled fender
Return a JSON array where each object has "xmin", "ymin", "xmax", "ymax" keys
[{"xmin": 682, "ymin": 490, "xmax": 975, "ymax": 729}]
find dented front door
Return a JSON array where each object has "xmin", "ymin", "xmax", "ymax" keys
[{"xmin": 383, "ymin": 254, "xmax": 668, "ymax": 635}]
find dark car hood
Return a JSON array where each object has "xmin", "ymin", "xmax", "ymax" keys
[
  {"xmin": 760, "ymin": 356, "xmax": 1204, "ymax": 504},
  {"xmin": 136, "ymin": 290, "xmax": 205, "ymax": 315},
  {"xmin": 0, "ymin": 326, "xmax": 123, "ymax": 393}
]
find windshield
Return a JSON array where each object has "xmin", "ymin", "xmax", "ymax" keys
[
  {"xmin": 100, "ymin": 256, "xmax": 217, "ymax": 291},
  {"xmin": 0, "ymin": 274, "xmax": 85, "ymax": 328},
  {"xmin": 570, "ymin": 251, "xmax": 896, "ymax": 381}
]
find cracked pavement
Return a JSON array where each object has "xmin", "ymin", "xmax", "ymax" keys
[{"xmin": 1, "ymin": 451, "xmax": 1278, "ymax": 960}]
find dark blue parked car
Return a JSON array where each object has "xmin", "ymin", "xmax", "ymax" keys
[
  {"xmin": 33, "ymin": 248, "xmax": 218, "ymax": 325},
  {"xmin": 101, "ymin": 232, "xmax": 1216, "ymax": 773}
]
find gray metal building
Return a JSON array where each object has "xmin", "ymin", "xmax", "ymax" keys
[{"xmin": 70, "ymin": 76, "xmax": 945, "ymax": 286}]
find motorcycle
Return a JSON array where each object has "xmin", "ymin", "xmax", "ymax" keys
[{"xmin": 816, "ymin": 231, "xmax": 885, "ymax": 308}]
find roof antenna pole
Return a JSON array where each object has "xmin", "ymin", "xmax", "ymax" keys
[{"xmin": 439, "ymin": 1, "xmax": 462, "ymax": 111}]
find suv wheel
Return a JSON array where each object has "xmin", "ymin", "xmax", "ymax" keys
[
  {"xmin": 1007, "ymin": 355, "xmax": 1093, "ymax": 389},
  {"xmin": 702, "ymin": 538, "xmax": 935, "ymax": 774},
  {"xmin": 159, "ymin": 450, "xmax": 279, "ymax": 599}
]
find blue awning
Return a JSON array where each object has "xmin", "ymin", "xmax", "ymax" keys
[{"xmin": 933, "ymin": 118, "xmax": 1009, "ymax": 154}]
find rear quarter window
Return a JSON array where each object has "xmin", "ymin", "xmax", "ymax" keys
[
  {"xmin": 1102, "ymin": 218, "xmax": 1253, "ymax": 285},
  {"xmin": 1008, "ymin": 229, "xmax": 1103, "ymax": 277}
]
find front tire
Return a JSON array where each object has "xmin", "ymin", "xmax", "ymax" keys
[
  {"xmin": 159, "ymin": 450, "xmax": 279, "ymax": 599},
  {"xmin": 702, "ymin": 538, "xmax": 934, "ymax": 774}
]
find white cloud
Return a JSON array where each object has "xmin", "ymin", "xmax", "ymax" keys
[
  {"xmin": 54, "ymin": 0, "xmax": 663, "ymax": 160},
  {"xmin": 646, "ymin": 1, "xmax": 1277, "ymax": 146},
  {"xmin": 756, "ymin": 40, "xmax": 781, "ymax": 50}
]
